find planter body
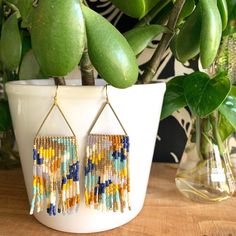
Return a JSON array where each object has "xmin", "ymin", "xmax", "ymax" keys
[{"xmin": 6, "ymin": 80, "xmax": 165, "ymax": 233}]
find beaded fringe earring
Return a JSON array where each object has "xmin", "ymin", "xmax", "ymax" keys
[
  {"xmin": 84, "ymin": 85, "xmax": 131, "ymax": 212},
  {"xmin": 30, "ymin": 87, "xmax": 80, "ymax": 216}
]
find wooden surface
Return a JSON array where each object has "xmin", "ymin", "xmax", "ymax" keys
[{"xmin": 0, "ymin": 163, "xmax": 236, "ymax": 236}]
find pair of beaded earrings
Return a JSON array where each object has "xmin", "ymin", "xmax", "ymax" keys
[{"xmin": 30, "ymin": 85, "xmax": 130, "ymax": 216}]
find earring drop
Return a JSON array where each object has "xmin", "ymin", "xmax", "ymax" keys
[
  {"xmin": 30, "ymin": 86, "xmax": 80, "ymax": 216},
  {"xmin": 84, "ymin": 85, "xmax": 131, "ymax": 212}
]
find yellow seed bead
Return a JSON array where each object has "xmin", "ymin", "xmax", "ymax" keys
[
  {"xmin": 85, "ymin": 191, "xmax": 89, "ymax": 204},
  {"xmin": 123, "ymin": 168, "xmax": 127, "ymax": 177},
  {"xmin": 52, "ymin": 148, "xmax": 55, "ymax": 157}
]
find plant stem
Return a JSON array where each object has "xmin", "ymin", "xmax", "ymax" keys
[
  {"xmin": 140, "ymin": 0, "xmax": 186, "ymax": 84},
  {"xmin": 80, "ymin": 49, "xmax": 95, "ymax": 86},
  {"xmin": 3, "ymin": 0, "xmax": 18, "ymax": 13},
  {"xmin": 136, "ymin": 0, "xmax": 172, "ymax": 27},
  {"xmin": 53, "ymin": 77, "xmax": 66, "ymax": 86},
  {"xmin": 210, "ymin": 111, "xmax": 225, "ymax": 156}
]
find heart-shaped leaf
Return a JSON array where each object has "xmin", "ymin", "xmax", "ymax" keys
[
  {"xmin": 124, "ymin": 24, "xmax": 170, "ymax": 55},
  {"xmin": 0, "ymin": 100, "xmax": 12, "ymax": 132},
  {"xmin": 218, "ymin": 112, "xmax": 234, "ymax": 141},
  {"xmin": 0, "ymin": 12, "xmax": 22, "ymax": 70},
  {"xmin": 219, "ymin": 85, "xmax": 236, "ymax": 131},
  {"xmin": 161, "ymin": 76, "xmax": 186, "ymax": 120},
  {"xmin": 184, "ymin": 71, "xmax": 231, "ymax": 117}
]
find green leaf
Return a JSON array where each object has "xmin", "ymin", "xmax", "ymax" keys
[
  {"xmin": 184, "ymin": 71, "xmax": 231, "ymax": 117},
  {"xmin": 0, "ymin": 100, "xmax": 12, "ymax": 132},
  {"xmin": 0, "ymin": 12, "xmax": 22, "ymax": 70},
  {"xmin": 161, "ymin": 76, "xmax": 187, "ymax": 120},
  {"xmin": 223, "ymin": 0, "xmax": 236, "ymax": 35},
  {"xmin": 218, "ymin": 112, "xmax": 234, "ymax": 141},
  {"xmin": 177, "ymin": 0, "xmax": 195, "ymax": 24},
  {"xmin": 219, "ymin": 85, "xmax": 236, "ymax": 131},
  {"xmin": 123, "ymin": 25, "xmax": 170, "ymax": 55},
  {"xmin": 16, "ymin": 0, "xmax": 34, "ymax": 27},
  {"xmin": 19, "ymin": 49, "xmax": 47, "ymax": 80},
  {"xmin": 109, "ymin": 0, "xmax": 161, "ymax": 18},
  {"xmin": 21, "ymin": 29, "xmax": 31, "ymax": 60}
]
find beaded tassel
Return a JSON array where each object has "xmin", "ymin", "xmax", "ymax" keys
[
  {"xmin": 30, "ymin": 136, "xmax": 80, "ymax": 216},
  {"xmin": 85, "ymin": 134, "xmax": 130, "ymax": 212}
]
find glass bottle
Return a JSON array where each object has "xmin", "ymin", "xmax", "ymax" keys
[{"xmin": 175, "ymin": 114, "xmax": 236, "ymax": 203}]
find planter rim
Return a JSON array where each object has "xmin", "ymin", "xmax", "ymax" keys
[{"xmin": 6, "ymin": 79, "xmax": 166, "ymax": 90}]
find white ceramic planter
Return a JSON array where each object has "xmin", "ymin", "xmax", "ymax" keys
[{"xmin": 6, "ymin": 80, "xmax": 165, "ymax": 233}]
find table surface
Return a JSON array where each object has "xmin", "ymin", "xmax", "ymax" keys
[{"xmin": 0, "ymin": 163, "xmax": 236, "ymax": 236}]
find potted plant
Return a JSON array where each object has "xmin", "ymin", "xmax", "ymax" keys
[{"xmin": 1, "ymin": 0, "xmax": 236, "ymax": 233}]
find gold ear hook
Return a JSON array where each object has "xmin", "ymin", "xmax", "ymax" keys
[
  {"xmin": 54, "ymin": 85, "xmax": 59, "ymax": 105},
  {"xmin": 105, "ymin": 84, "xmax": 109, "ymax": 104},
  {"xmin": 87, "ymin": 84, "xmax": 128, "ymax": 135},
  {"xmin": 35, "ymin": 85, "xmax": 76, "ymax": 137}
]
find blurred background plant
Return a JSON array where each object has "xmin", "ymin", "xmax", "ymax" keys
[{"xmin": 0, "ymin": 0, "xmax": 236, "ymax": 176}]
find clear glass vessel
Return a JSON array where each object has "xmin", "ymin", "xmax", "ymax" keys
[{"xmin": 176, "ymin": 115, "xmax": 236, "ymax": 203}]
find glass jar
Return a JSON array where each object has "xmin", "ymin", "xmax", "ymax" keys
[{"xmin": 175, "ymin": 114, "xmax": 236, "ymax": 203}]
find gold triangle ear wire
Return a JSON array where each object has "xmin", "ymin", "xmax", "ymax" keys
[
  {"xmin": 30, "ymin": 86, "xmax": 80, "ymax": 216},
  {"xmin": 84, "ymin": 84, "xmax": 131, "ymax": 213}
]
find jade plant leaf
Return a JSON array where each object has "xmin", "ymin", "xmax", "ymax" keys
[
  {"xmin": 8, "ymin": 0, "xmax": 34, "ymax": 27},
  {"xmin": 219, "ymin": 85, "xmax": 236, "ymax": 132},
  {"xmin": 177, "ymin": 0, "xmax": 195, "ymax": 24},
  {"xmin": 223, "ymin": 0, "xmax": 236, "ymax": 35},
  {"xmin": 21, "ymin": 29, "xmax": 31, "ymax": 60},
  {"xmin": 109, "ymin": 0, "xmax": 161, "ymax": 18},
  {"xmin": 123, "ymin": 25, "xmax": 170, "ymax": 55},
  {"xmin": 82, "ymin": 5, "xmax": 138, "ymax": 88},
  {"xmin": 161, "ymin": 76, "xmax": 187, "ymax": 120},
  {"xmin": 184, "ymin": 71, "xmax": 231, "ymax": 117},
  {"xmin": 19, "ymin": 50, "xmax": 46, "ymax": 80},
  {"xmin": 0, "ymin": 100, "xmax": 12, "ymax": 132},
  {"xmin": 0, "ymin": 12, "xmax": 22, "ymax": 70},
  {"xmin": 218, "ymin": 112, "xmax": 235, "ymax": 141}
]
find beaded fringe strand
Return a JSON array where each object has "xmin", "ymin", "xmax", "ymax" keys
[
  {"xmin": 84, "ymin": 134, "xmax": 131, "ymax": 212},
  {"xmin": 30, "ymin": 136, "xmax": 80, "ymax": 216}
]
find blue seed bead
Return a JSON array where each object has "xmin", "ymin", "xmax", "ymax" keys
[
  {"xmin": 62, "ymin": 177, "xmax": 67, "ymax": 184},
  {"xmin": 105, "ymin": 180, "xmax": 109, "ymax": 187},
  {"xmin": 67, "ymin": 174, "xmax": 72, "ymax": 179},
  {"xmin": 37, "ymin": 158, "xmax": 43, "ymax": 165},
  {"xmin": 109, "ymin": 179, "xmax": 112, "ymax": 184},
  {"xmin": 33, "ymin": 149, "xmax": 37, "ymax": 160},
  {"xmin": 76, "ymin": 161, "xmax": 79, "ymax": 170},
  {"xmin": 73, "ymin": 174, "xmax": 79, "ymax": 181},
  {"xmin": 48, "ymin": 204, "xmax": 53, "ymax": 216},
  {"xmin": 53, "ymin": 206, "xmax": 56, "ymax": 216},
  {"xmin": 94, "ymin": 186, "xmax": 98, "ymax": 195},
  {"xmin": 101, "ymin": 183, "xmax": 105, "ymax": 193},
  {"xmin": 91, "ymin": 163, "xmax": 95, "ymax": 171},
  {"xmin": 69, "ymin": 165, "xmax": 74, "ymax": 174}
]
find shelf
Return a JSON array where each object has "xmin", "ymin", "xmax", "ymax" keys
[{"xmin": 0, "ymin": 163, "xmax": 236, "ymax": 235}]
